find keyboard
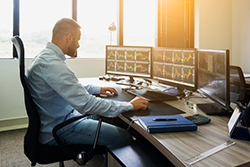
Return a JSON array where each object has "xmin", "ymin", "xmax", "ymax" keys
[{"xmin": 125, "ymin": 88, "xmax": 178, "ymax": 101}]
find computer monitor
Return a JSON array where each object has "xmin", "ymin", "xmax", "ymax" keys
[
  {"xmin": 196, "ymin": 49, "xmax": 232, "ymax": 115},
  {"xmin": 152, "ymin": 47, "xmax": 197, "ymax": 95},
  {"xmin": 105, "ymin": 45, "xmax": 152, "ymax": 84}
]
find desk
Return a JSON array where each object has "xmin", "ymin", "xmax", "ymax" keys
[{"xmin": 79, "ymin": 78, "xmax": 250, "ymax": 167}]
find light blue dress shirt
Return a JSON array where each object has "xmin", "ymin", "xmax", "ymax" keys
[{"xmin": 26, "ymin": 42, "xmax": 133, "ymax": 144}]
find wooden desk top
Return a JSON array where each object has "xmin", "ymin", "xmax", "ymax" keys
[
  {"xmin": 79, "ymin": 78, "xmax": 250, "ymax": 167},
  {"xmin": 119, "ymin": 98, "xmax": 250, "ymax": 167}
]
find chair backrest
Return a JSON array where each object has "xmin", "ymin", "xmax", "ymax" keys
[
  {"xmin": 11, "ymin": 36, "xmax": 105, "ymax": 166},
  {"xmin": 230, "ymin": 65, "xmax": 247, "ymax": 103},
  {"xmin": 11, "ymin": 36, "xmax": 40, "ymax": 166}
]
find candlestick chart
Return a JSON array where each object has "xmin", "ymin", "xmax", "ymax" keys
[
  {"xmin": 153, "ymin": 51, "xmax": 164, "ymax": 62},
  {"xmin": 136, "ymin": 51, "xmax": 149, "ymax": 61},
  {"xmin": 151, "ymin": 47, "xmax": 197, "ymax": 91},
  {"xmin": 198, "ymin": 53, "xmax": 214, "ymax": 73},
  {"xmin": 183, "ymin": 67, "xmax": 194, "ymax": 84},
  {"xmin": 174, "ymin": 52, "xmax": 182, "ymax": 65},
  {"xmin": 153, "ymin": 63, "xmax": 163, "ymax": 77},
  {"xmin": 107, "ymin": 50, "xmax": 115, "ymax": 60},
  {"xmin": 107, "ymin": 61, "xmax": 115, "ymax": 71},
  {"xmin": 125, "ymin": 62, "xmax": 135, "ymax": 72},
  {"xmin": 216, "ymin": 54, "xmax": 225, "ymax": 75},
  {"xmin": 164, "ymin": 65, "xmax": 173, "ymax": 79},
  {"xmin": 115, "ymin": 62, "xmax": 125, "ymax": 72},
  {"xmin": 173, "ymin": 66, "xmax": 182, "ymax": 81},
  {"xmin": 126, "ymin": 51, "xmax": 135, "ymax": 60},
  {"xmin": 135, "ymin": 63, "xmax": 149, "ymax": 74},
  {"xmin": 183, "ymin": 52, "xmax": 194, "ymax": 66},
  {"xmin": 116, "ymin": 50, "xmax": 125, "ymax": 60},
  {"xmin": 165, "ymin": 51, "xmax": 173, "ymax": 63},
  {"xmin": 106, "ymin": 46, "xmax": 152, "ymax": 79}
]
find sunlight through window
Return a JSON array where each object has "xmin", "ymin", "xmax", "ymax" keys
[
  {"xmin": 0, "ymin": 1, "xmax": 13, "ymax": 58},
  {"xmin": 124, "ymin": 0, "xmax": 156, "ymax": 46},
  {"xmin": 77, "ymin": 0, "xmax": 118, "ymax": 58},
  {"xmin": 20, "ymin": 0, "xmax": 71, "ymax": 58}
]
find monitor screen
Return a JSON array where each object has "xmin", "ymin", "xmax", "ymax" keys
[
  {"xmin": 106, "ymin": 45, "xmax": 152, "ymax": 82},
  {"xmin": 197, "ymin": 49, "xmax": 232, "ymax": 115},
  {"xmin": 152, "ymin": 47, "xmax": 197, "ymax": 93}
]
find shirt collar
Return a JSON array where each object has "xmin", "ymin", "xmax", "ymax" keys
[{"xmin": 46, "ymin": 42, "xmax": 66, "ymax": 61}]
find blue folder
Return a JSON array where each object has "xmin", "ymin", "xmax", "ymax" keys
[{"xmin": 138, "ymin": 115, "xmax": 197, "ymax": 133}]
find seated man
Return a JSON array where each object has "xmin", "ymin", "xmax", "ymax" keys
[{"xmin": 26, "ymin": 18, "xmax": 148, "ymax": 166}]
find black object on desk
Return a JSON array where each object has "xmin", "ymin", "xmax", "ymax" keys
[
  {"xmin": 185, "ymin": 114, "xmax": 211, "ymax": 125},
  {"xmin": 125, "ymin": 88, "xmax": 178, "ymax": 102},
  {"xmin": 95, "ymin": 86, "xmax": 185, "ymax": 118}
]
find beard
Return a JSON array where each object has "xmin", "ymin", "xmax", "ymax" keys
[{"xmin": 67, "ymin": 42, "xmax": 77, "ymax": 57}]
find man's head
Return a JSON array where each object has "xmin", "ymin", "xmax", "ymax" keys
[{"xmin": 52, "ymin": 18, "xmax": 81, "ymax": 58}]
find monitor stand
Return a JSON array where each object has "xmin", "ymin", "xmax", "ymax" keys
[
  {"xmin": 163, "ymin": 87, "xmax": 184, "ymax": 96},
  {"xmin": 116, "ymin": 76, "xmax": 136, "ymax": 86},
  {"xmin": 197, "ymin": 103, "xmax": 232, "ymax": 116}
]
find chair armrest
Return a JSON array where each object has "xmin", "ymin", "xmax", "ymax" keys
[
  {"xmin": 52, "ymin": 115, "xmax": 86, "ymax": 160},
  {"xmin": 52, "ymin": 114, "xmax": 103, "ymax": 164},
  {"xmin": 52, "ymin": 115, "xmax": 86, "ymax": 137}
]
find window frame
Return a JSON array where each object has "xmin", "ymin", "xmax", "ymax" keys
[
  {"xmin": 10, "ymin": 0, "xmax": 194, "ymax": 59},
  {"xmin": 13, "ymin": 0, "xmax": 19, "ymax": 58}
]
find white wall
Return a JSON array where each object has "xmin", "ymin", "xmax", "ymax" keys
[
  {"xmin": 196, "ymin": 0, "xmax": 250, "ymax": 72},
  {"xmin": 0, "ymin": 58, "xmax": 105, "ymax": 123},
  {"xmin": 195, "ymin": 0, "xmax": 232, "ymax": 58},
  {"xmin": 232, "ymin": 0, "xmax": 250, "ymax": 71},
  {"xmin": 0, "ymin": 59, "xmax": 26, "ymax": 121}
]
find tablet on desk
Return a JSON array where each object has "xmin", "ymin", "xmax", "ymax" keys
[
  {"xmin": 228, "ymin": 106, "xmax": 242, "ymax": 136},
  {"xmin": 227, "ymin": 105, "xmax": 250, "ymax": 141}
]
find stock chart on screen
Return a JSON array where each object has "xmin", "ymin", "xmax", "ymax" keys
[
  {"xmin": 152, "ymin": 47, "xmax": 196, "ymax": 91},
  {"xmin": 106, "ymin": 46, "xmax": 152, "ymax": 78},
  {"xmin": 197, "ymin": 50, "xmax": 228, "ymax": 98},
  {"xmin": 196, "ymin": 49, "xmax": 231, "ymax": 115}
]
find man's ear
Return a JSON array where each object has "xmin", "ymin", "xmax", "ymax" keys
[{"xmin": 66, "ymin": 33, "xmax": 73, "ymax": 45}]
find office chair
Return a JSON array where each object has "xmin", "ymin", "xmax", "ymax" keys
[
  {"xmin": 230, "ymin": 65, "xmax": 250, "ymax": 104},
  {"xmin": 11, "ymin": 36, "xmax": 105, "ymax": 167}
]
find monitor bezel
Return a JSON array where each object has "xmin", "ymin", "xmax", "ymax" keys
[
  {"xmin": 197, "ymin": 49, "xmax": 231, "ymax": 111},
  {"xmin": 105, "ymin": 45, "xmax": 153, "ymax": 79},
  {"xmin": 152, "ymin": 47, "xmax": 198, "ymax": 91}
]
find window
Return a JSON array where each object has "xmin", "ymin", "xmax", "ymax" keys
[
  {"xmin": 77, "ymin": 0, "xmax": 118, "ymax": 58},
  {"xmin": 123, "ymin": 0, "xmax": 156, "ymax": 46},
  {"xmin": 0, "ymin": 1, "xmax": 13, "ymax": 58},
  {"xmin": 20, "ymin": 0, "xmax": 72, "ymax": 58},
  {"xmin": 1, "ymin": 0, "xmax": 193, "ymax": 59}
]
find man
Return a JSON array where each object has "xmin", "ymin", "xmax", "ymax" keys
[{"xmin": 26, "ymin": 17, "xmax": 148, "ymax": 162}]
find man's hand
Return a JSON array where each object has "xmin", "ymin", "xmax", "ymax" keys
[
  {"xmin": 100, "ymin": 87, "xmax": 118, "ymax": 96},
  {"xmin": 130, "ymin": 96, "xmax": 149, "ymax": 111}
]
